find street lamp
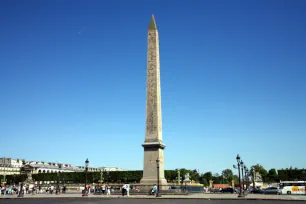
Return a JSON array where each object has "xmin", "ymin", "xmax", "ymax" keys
[
  {"xmin": 302, "ymin": 170, "xmax": 306, "ymax": 196},
  {"xmin": 56, "ymin": 164, "xmax": 62, "ymax": 194},
  {"xmin": 236, "ymin": 154, "xmax": 244, "ymax": 197},
  {"xmin": 156, "ymin": 159, "xmax": 161, "ymax": 197},
  {"xmin": 106, "ymin": 172, "xmax": 110, "ymax": 184},
  {"xmin": 240, "ymin": 160, "xmax": 245, "ymax": 194},
  {"xmin": 99, "ymin": 170, "xmax": 104, "ymax": 184},
  {"xmin": 251, "ymin": 167, "xmax": 256, "ymax": 191},
  {"xmin": 82, "ymin": 158, "xmax": 89, "ymax": 196},
  {"xmin": 56, "ymin": 171, "xmax": 60, "ymax": 194},
  {"xmin": 244, "ymin": 166, "xmax": 248, "ymax": 191},
  {"xmin": 17, "ymin": 160, "xmax": 26, "ymax": 198},
  {"xmin": 177, "ymin": 169, "xmax": 181, "ymax": 185}
]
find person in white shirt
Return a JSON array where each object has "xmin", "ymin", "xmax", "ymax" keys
[
  {"xmin": 101, "ymin": 185, "xmax": 106, "ymax": 195},
  {"xmin": 106, "ymin": 185, "xmax": 111, "ymax": 196},
  {"xmin": 125, "ymin": 184, "xmax": 130, "ymax": 197},
  {"xmin": 50, "ymin": 185, "xmax": 54, "ymax": 194}
]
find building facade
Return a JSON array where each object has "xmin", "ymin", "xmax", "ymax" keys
[
  {"xmin": 1, "ymin": 157, "xmax": 125, "ymax": 176},
  {"xmin": 0, "ymin": 158, "xmax": 23, "ymax": 176}
]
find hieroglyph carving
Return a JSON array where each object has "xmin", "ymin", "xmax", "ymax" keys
[{"xmin": 146, "ymin": 29, "xmax": 161, "ymax": 141}]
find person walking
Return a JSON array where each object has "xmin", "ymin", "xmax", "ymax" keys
[
  {"xmin": 125, "ymin": 184, "xmax": 130, "ymax": 197},
  {"xmin": 50, "ymin": 185, "xmax": 54, "ymax": 195},
  {"xmin": 153, "ymin": 184, "xmax": 157, "ymax": 195},
  {"xmin": 121, "ymin": 184, "xmax": 126, "ymax": 197},
  {"xmin": 101, "ymin": 184, "xmax": 105, "ymax": 195},
  {"xmin": 106, "ymin": 185, "xmax": 111, "ymax": 196},
  {"xmin": 1, "ymin": 185, "xmax": 5, "ymax": 196}
]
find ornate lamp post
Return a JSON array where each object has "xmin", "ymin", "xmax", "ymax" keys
[
  {"xmin": 236, "ymin": 154, "xmax": 244, "ymax": 197},
  {"xmin": 99, "ymin": 169, "xmax": 104, "ymax": 184},
  {"xmin": 106, "ymin": 171, "xmax": 110, "ymax": 184},
  {"xmin": 56, "ymin": 171, "xmax": 60, "ymax": 194},
  {"xmin": 251, "ymin": 167, "xmax": 256, "ymax": 191},
  {"xmin": 303, "ymin": 170, "xmax": 306, "ymax": 196},
  {"xmin": 177, "ymin": 169, "xmax": 181, "ymax": 185},
  {"xmin": 17, "ymin": 160, "xmax": 26, "ymax": 198},
  {"xmin": 240, "ymin": 160, "xmax": 245, "ymax": 194},
  {"xmin": 82, "ymin": 158, "xmax": 89, "ymax": 196},
  {"xmin": 56, "ymin": 164, "xmax": 62, "ymax": 194},
  {"xmin": 244, "ymin": 166, "xmax": 248, "ymax": 191},
  {"xmin": 156, "ymin": 159, "xmax": 161, "ymax": 197}
]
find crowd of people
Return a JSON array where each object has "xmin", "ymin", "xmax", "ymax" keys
[
  {"xmin": 0, "ymin": 183, "xmax": 67, "ymax": 196},
  {"xmin": 1, "ymin": 183, "xmax": 160, "ymax": 197},
  {"xmin": 79, "ymin": 183, "xmax": 144, "ymax": 197}
]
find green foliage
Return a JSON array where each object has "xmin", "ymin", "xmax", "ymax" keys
[
  {"xmin": 165, "ymin": 170, "xmax": 177, "ymax": 182},
  {"xmin": 190, "ymin": 169, "xmax": 200, "ymax": 182},
  {"xmin": 278, "ymin": 168, "xmax": 306, "ymax": 181},
  {"xmin": 4, "ymin": 171, "xmax": 143, "ymax": 184},
  {"xmin": 200, "ymin": 172, "xmax": 213, "ymax": 185},
  {"xmin": 5, "ymin": 170, "xmax": 187, "ymax": 184},
  {"xmin": 6, "ymin": 166, "xmax": 303, "ymax": 185},
  {"xmin": 165, "ymin": 169, "xmax": 200, "ymax": 183},
  {"xmin": 3, "ymin": 174, "xmax": 27, "ymax": 184},
  {"xmin": 222, "ymin": 169, "xmax": 233, "ymax": 184},
  {"xmin": 251, "ymin": 164, "xmax": 268, "ymax": 182},
  {"xmin": 267, "ymin": 168, "xmax": 279, "ymax": 182},
  {"xmin": 233, "ymin": 175, "xmax": 239, "ymax": 184}
]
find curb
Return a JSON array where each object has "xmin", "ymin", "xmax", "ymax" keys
[{"xmin": 1, "ymin": 196, "xmax": 305, "ymax": 201}]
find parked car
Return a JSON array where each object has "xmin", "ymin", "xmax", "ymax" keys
[
  {"xmin": 210, "ymin": 188, "xmax": 222, "ymax": 193},
  {"xmin": 251, "ymin": 188, "xmax": 264, "ymax": 194},
  {"xmin": 221, "ymin": 187, "xmax": 234, "ymax": 193},
  {"xmin": 264, "ymin": 187, "xmax": 280, "ymax": 195}
]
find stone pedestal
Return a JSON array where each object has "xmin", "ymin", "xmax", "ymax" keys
[{"xmin": 140, "ymin": 143, "xmax": 167, "ymax": 186}]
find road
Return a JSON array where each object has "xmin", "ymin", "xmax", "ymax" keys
[{"xmin": 0, "ymin": 199, "xmax": 305, "ymax": 204}]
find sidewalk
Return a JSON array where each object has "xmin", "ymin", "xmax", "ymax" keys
[{"xmin": 1, "ymin": 193, "xmax": 306, "ymax": 201}]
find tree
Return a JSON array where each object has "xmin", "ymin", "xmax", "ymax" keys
[
  {"xmin": 200, "ymin": 175, "xmax": 209, "ymax": 186},
  {"xmin": 233, "ymin": 175, "xmax": 239, "ymax": 186},
  {"xmin": 201, "ymin": 172, "xmax": 213, "ymax": 186},
  {"xmin": 251, "ymin": 164, "xmax": 268, "ymax": 182},
  {"xmin": 267, "ymin": 168, "xmax": 279, "ymax": 182},
  {"xmin": 213, "ymin": 173, "xmax": 222, "ymax": 184},
  {"xmin": 278, "ymin": 168, "xmax": 306, "ymax": 181},
  {"xmin": 222, "ymin": 169, "xmax": 233, "ymax": 184},
  {"xmin": 190, "ymin": 170, "xmax": 200, "ymax": 182}
]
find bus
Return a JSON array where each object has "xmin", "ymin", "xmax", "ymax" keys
[{"xmin": 279, "ymin": 181, "xmax": 306, "ymax": 195}]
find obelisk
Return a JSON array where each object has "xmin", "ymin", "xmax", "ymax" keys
[{"xmin": 140, "ymin": 15, "xmax": 167, "ymax": 186}]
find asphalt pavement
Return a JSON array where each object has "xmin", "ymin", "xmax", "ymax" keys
[{"xmin": 0, "ymin": 198, "xmax": 305, "ymax": 204}]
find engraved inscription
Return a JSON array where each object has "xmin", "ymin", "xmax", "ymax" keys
[{"xmin": 145, "ymin": 29, "xmax": 161, "ymax": 140}]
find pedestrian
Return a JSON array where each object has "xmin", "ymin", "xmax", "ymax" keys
[
  {"xmin": 101, "ymin": 184, "xmax": 105, "ymax": 195},
  {"xmin": 121, "ymin": 184, "xmax": 126, "ymax": 196},
  {"xmin": 153, "ymin": 184, "xmax": 157, "ymax": 195},
  {"xmin": 125, "ymin": 184, "xmax": 130, "ymax": 197},
  {"xmin": 50, "ymin": 185, "xmax": 54, "ymax": 194},
  {"xmin": 1, "ymin": 185, "xmax": 5, "ymax": 196},
  {"xmin": 107, "ymin": 185, "xmax": 111, "ymax": 196}
]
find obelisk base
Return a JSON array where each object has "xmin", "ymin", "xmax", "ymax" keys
[
  {"xmin": 140, "ymin": 142, "xmax": 167, "ymax": 189},
  {"xmin": 140, "ymin": 178, "xmax": 168, "ymax": 186}
]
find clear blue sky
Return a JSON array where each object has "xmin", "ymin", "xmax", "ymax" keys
[{"xmin": 0, "ymin": 0, "xmax": 305, "ymax": 174}]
